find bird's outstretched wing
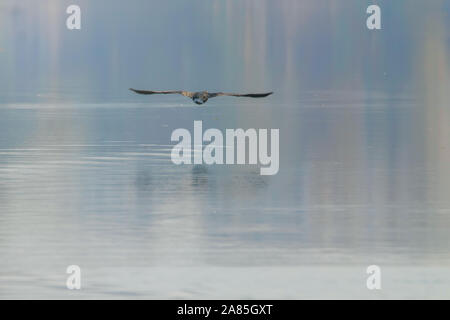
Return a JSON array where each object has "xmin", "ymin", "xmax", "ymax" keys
[
  {"xmin": 208, "ymin": 92, "xmax": 273, "ymax": 99},
  {"xmin": 129, "ymin": 88, "xmax": 193, "ymax": 98}
]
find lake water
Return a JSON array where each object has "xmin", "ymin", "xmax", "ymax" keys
[{"xmin": 1, "ymin": 91, "xmax": 450, "ymax": 299}]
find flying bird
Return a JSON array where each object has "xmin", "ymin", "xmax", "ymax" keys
[{"xmin": 129, "ymin": 88, "xmax": 273, "ymax": 105}]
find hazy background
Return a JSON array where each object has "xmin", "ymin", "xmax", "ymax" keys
[
  {"xmin": 0, "ymin": 0, "xmax": 450, "ymax": 299},
  {"xmin": 1, "ymin": 0, "xmax": 448, "ymax": 102}
]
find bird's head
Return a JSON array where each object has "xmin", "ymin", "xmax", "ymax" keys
[{"xmin": 192, "ymin": 91, "xmax": 209, "ymax": 105}]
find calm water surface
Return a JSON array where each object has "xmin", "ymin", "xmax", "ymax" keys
[{"xmin": 1, "ymin": 92, "xmax": 450, "ymax": 298}]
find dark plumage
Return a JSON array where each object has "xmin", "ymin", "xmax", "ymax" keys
[{"xmin": 129, "ymin": 88, "xmax": 273, "ymax": 105}]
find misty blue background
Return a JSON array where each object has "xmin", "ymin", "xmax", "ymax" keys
[{"xmin": 1, "ymin": 0, "xmax": 449, "ymax": 101}]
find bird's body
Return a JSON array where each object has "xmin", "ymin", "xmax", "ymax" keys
[{"xmin": 129, "ymin": 88, "xmax": 272, "ymax": 105}]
